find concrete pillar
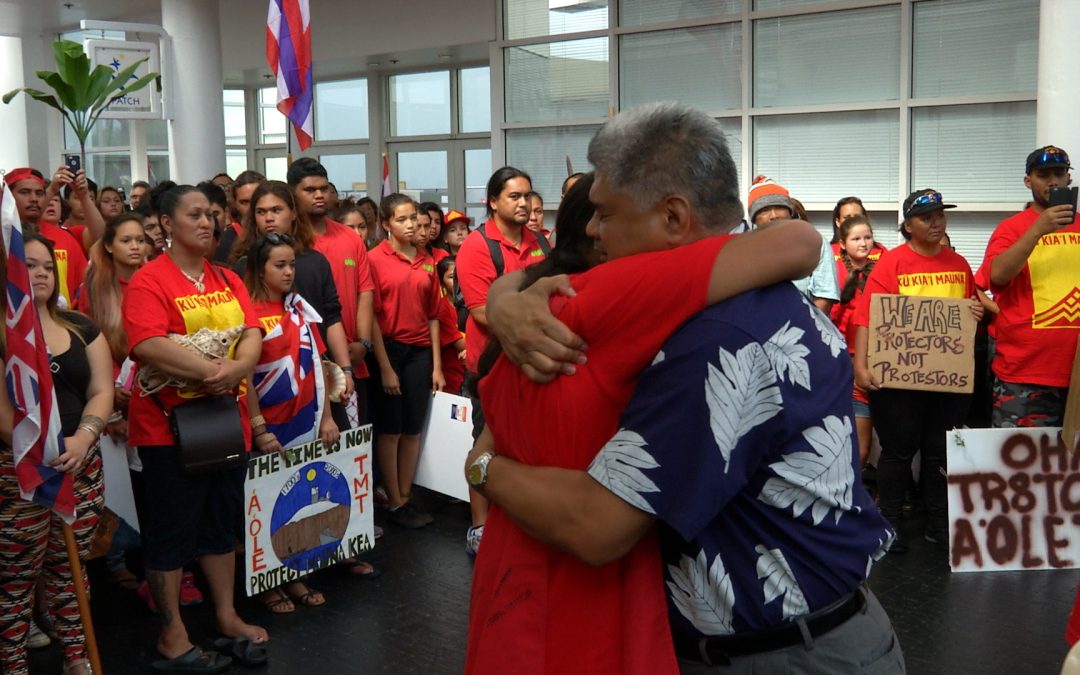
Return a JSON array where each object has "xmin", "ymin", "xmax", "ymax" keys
[
  {"xmin": 0, "ymin": 36, "xmax": 30, "ymax": 170},
  {"xmin": 161, "ymin": 0, "xmax": 226, "ymax": 183},
  {"xmin": 1036, "ymin": 0, "xmax": 1080, "ymax": 154}
]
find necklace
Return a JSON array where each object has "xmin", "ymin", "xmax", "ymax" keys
[{"xmin": 180, "ymin": 268, "xmax": 205, "ymax": 293}]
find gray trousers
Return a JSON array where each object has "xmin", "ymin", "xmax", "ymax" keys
[{"xmin": 678, "ymin": 588, "xmax": 905, "ymax": 674}]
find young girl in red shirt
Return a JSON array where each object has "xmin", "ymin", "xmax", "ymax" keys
[
  {"xmin": 830, "ymin": 214, "xmax": 878, "ymax": 467},
  {"xmin": 369, "ymin": 194, "xmax": 444, "ymax": 529}
]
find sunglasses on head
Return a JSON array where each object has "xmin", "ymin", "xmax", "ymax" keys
[
  {"xmin": 257, "ymin": 232, "xmax": 294, "ymax": 247},
  {"xmin": 911, "ymin": 191, "xmax": 944, "ymax": 207}
]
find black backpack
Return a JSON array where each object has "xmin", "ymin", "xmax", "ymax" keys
[{"xmin": 453, "ymin": 227, "xmax": 551, "ymax": 331}]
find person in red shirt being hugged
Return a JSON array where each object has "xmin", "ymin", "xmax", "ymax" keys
[
  {"xmin": 369, "ymin": 194, "xmax": 445, "ymax": 529},
  {"xmin": 853, "ymin": 189, "xmax": 984, "ymax": 551},
  {"xmin": 977, "ymin": 145, "xmax": 1080, "ymax": 428}
]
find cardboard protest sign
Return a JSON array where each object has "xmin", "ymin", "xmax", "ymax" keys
[
  {"xmin": 946, "ymin": 428, "xmax": 1080, "ymax": 573},
  {"xmin": 243, "ymin": 425, "xmax": 374, "ymax": 596},
  {"xmin": 415, "ymin": 391, "xmax": 474, "ymax": 502},
  {"xmin": 1062, "ymin": 344, "xmax": 1080, "ymax": 453},
  {"xmin": 868, "ymin": 294, "xmax": 975, "ymax": 393}
]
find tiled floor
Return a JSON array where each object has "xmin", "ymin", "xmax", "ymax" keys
[{"xmin": 29, "ymin": 490, "xmax": 1080, "ymax": 674}]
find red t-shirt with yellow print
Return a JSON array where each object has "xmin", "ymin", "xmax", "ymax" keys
[
  {"xmin": 122, "ymin": 255, "xmax": 260, "ymax": 448},
  {"xmin": 980, "ymin": 207, "xmax": 1080, "ymax": 387},
  {"xmin": 853, "ymin": 242, "xmax": 975, "ymax": 329}
]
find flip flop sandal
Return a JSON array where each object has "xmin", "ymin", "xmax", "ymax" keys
[
  {"xmin": 348, "ymin": 560, "xmax": 381, "ymax": 579},
  {"xmin": 212, "ymin": 637, "xmax": 269, "ymax": 667},
  {"xmin": 285, "ymin": 584, "xmax": 326, "ymax": 607},
  {"xmin": 151, "ymin": 646, "xmax": 232, "ymax": 673},
  {"xmin": 260, "ymin": 589, "xmax": 295, "ymax": 614}
]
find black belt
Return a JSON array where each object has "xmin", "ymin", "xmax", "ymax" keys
[{"xmin": 673, "ymin": 588, "xmax": 866, "ymax": 666}]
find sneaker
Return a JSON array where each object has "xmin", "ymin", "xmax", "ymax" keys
[
  {"xmin": 180, "ymin": 571, "xmax": 204, "ymax": 606},
  {"xmin": 27, "ymin": 619, "xmax": 50, "ymax": 649},
  {"xmin": 466, "ymin": 525, "xmax": 484, "ymax": 556},
  {"xmin": 388, "ymin": 503, "xmax": 434, "ymax": 529},
  {"xmin": 888, "ymin": 529, "xmax": 909, "ymax": 555},
  {"xmin": 374, "ymin": 485, "xmax": 389, "ymax": 509},
  {"xmin": 924, "ymin": 526, "xmax": 949, "ymax": 546}
]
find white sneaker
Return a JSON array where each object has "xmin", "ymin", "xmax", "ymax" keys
[
  {"xmin": 466, "ymin": 525, "xmax": 484, "ymax": 556},
  {"xmin": 27, "ymin": 619, "xmax": 50, "ymax": 649}
]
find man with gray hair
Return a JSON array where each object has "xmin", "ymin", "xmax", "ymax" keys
[{"xmin": 465, "ymin": 101, "xmax": 903, "ymax": 673}]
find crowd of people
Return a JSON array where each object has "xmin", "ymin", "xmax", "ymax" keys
[{"xmin": 0, "ymin": 100, "xmax": 1076, "ymax": 673}]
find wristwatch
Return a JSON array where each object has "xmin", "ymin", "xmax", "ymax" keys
[
  {"xmin": 359, "ymin": 338, "xmax": 374, "ymax": 353},
  {"xmin": 467, "ymin": 451, "xmax": 496, "ymax": 488}
]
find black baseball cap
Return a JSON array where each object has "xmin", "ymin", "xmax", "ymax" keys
[
  {"xmin": 1025, "ymin": 145, "xmax": 1071, "ymax": 174},
  {"xmin": 903, "ymin": 189, "xmax": 956, "ymax": 219}
]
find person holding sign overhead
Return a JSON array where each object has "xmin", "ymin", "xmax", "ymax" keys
[{"xmin": 853, "ymin": 189, "xmax": 984, "ymax": 552}]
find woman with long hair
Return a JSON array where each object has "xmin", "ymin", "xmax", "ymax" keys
[
  {"xmin": 0, "ymin": 233, "xmax": 113, "ymax": 675},
  {"xmin": 369, "ymin": 193, "xmax": 444, "ymax": 529},
  {"xmin": 830, "ymin": 214, "xmax": 878, "ymax": 467},
  {"xmin": 230, "ymin": 181, "xmax": 354, "ymax": 404},
  {"xmin": 77, "ymin": 213, "xmax": 148, "ymax": 592},
  {"xmin": 122, "ymin": 185, "xmax": 267, "ymax": 671},
  {"xmin": 853, "ymin": 189, "xmax": 984, "ymax": 551},
  {"xmin": 435, "ymin": 256, "xmax": 467, "ymax": 396},
  {"xmin": 242, "ymin": 232, "xmax": 339, "ymax": 613}
]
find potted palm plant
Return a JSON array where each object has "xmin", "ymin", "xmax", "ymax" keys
[{"xmin": 3, "ymin": 39, "xmax": 159, "ymax": 168}]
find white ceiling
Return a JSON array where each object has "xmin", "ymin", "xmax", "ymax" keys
[{"xmin": 0, "ymin": 0, "xmax": 161, "ymax": 38}]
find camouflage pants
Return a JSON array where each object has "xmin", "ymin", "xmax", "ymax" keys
[{"xmin": 991, "ymin": 379, "xmax": 1068, "ymax": 428}]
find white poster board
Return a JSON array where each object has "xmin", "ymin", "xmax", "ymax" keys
[
  {"xmin": 415, "ymin": 391, "xmax": 474, "ymax": 502},
  {"xmin": 85, "ymin": 39, "xmax": 161, "ymax": 119},
  {"xmin": 947, "ymin": 427, "xmax": 1080, "ymax": 573},
  {"xmin": 98, "ymin": 435, "xmax": 139, "ymax": 532},
  {"xmin": 243, "ymin": 425, "xmax": 374, "ymax": 596}
]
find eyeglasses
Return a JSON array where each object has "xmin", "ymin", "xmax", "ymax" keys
[{"xmin": 910, "ymin": 191, "xmax": 944, "ymax": 208}]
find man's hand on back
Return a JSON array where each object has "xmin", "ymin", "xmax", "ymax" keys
[{"xmin": 487, "ymin": 273, "xmax": 588, "ymax": 383}]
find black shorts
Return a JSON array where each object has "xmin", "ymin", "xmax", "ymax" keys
[
  {"xmin": 138, "ymin": 445, "xmax": 245, "ymax": 571},
  {"xmin": 371, "ymin": 340, "xmax": 433, "ymax": 436}
]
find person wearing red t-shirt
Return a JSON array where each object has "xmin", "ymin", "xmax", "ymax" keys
[
  {"xmin": 436, "ymin": 257, "xmax": 467, "ymax": 395},
  {"xmin": 829, "ymin": 195, "xmax": 887, "ymax": 262},
  {"xmin": 830, "ymin": 214, "xmax": 878, "ymax": 466},
  {"xmin": 122, "ymin": 185, "xmax": 267, "ymax": 671},
  {"xmin": 853, "ymin": 189, "xmax": 984, "ymax": 551},
  {"xmin": 456, "ymin": 167, "xmax": 550, "ymax": 552},
  {"xmin": 368, "ymin": 194, "xmax": 444, "ymax": 529},
  {"xmin": 4, "ymin": 167, "xmax": 90, "ymax": 309},
  {"xmin": 977, "ymin": 145, "xmax": 1080, "ymax": 428},
  {"xmin": 289, "ymin": 159, "xmax": 374, "ymax": 430},
  {"xmin": 526, "ymin": 190, "xmax": 551, "ymax": 240}
]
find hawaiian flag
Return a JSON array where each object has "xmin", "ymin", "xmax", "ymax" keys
[
  {"xmin": 266, "ymin": 0, "xmax": 313, "ymax": 150},
  {"xmin": 1, "ymin": 182, "xmax": 75, "ymax": 522},
  {"xmin": 253, "ymin": 293, "xmax": 326, "ymax": 448}
]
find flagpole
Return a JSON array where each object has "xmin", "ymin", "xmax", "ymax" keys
[
  {"xmin": 63, "ymin": 521, "xmax": 104, "ymax": 675},
  {"xmin": 286, "ymin": 123, "xmax": 293, "ymax": 168}
]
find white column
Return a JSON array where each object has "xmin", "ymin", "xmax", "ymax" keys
[
  {"xmin": 1036, "ymin": 0, "xmax": 1080, "ymax": 154},
  {"xmin": 161, "ymin": 0, "xmax": 226, "ymax": 183},
  {"xmin": 0, "ymin": 36, "xmax": 30, "ymax": 170}
]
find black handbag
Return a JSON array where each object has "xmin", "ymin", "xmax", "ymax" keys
[
  {"xmin": 148, "ymin": 265, "xmax": 246, "ymax": 476},
  {"xmin": 167, "ymin": 394, "xmax": 246, "ymax": 476}
]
